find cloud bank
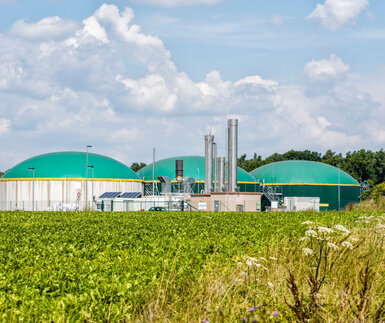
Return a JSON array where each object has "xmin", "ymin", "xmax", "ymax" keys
[{"xmin": 0, "ymin": 4, "xmax": 384, "ymax": 170}]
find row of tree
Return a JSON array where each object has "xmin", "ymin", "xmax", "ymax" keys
[{"xmin": 238, "ymin": 149, "xmax": 385, "ymax": 186}]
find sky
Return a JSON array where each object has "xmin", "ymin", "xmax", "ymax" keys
[{"xmin": 1, "ymin": 0, "xmax": 385, "ymax": 170}]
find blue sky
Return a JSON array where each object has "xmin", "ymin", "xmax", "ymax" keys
[{"xmin": 0, "ymin": 0, "xmax": 385, "ymax": 170}]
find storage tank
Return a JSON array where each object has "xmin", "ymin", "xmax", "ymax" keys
[
  {"xmin": 250, "ymin": 160, "xmax": 360, "ymax": 211},
  {"xmin": 0, "ymin": 152, "xmax": 143, "ymax": 211}
]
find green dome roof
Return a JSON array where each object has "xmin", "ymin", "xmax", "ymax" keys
[
  {"xmin": 3, "ymin": 152, "xmax": 141, "ymax": 180},
  {"xmin": 250, "ymin": 160, "xmax": 359, "ymax": 185},
  {"xmin": 138, "ymin": 156, "xmax": 257, "ymax": 183}
]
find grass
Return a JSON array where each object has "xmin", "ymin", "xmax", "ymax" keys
[{"xmin": 0, "ymin": 210, "xmax": 384, "ymax": 321}]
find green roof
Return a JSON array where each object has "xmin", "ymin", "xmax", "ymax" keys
[
  {"xmin": 3, "ymin": 152, "xmax": 141, "ymax": 180},
  {"xmin": 250, "ymin": 160, "xmax": 359, "ymax": 185},
  {"xmin": 138, "ymin": 156, "xmax": 257, "ymax": 183}
]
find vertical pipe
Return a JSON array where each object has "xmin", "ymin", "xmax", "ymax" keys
[
  {"xmin": 32, "ymin": 170, "xmax": 35, "ymax": 211},
  {"xmin": 213, "ymin": 143, "xmax": 217, "ymax": 191},
  {"xmin": 338, "ymin": 164, "xmax": 340, "ymax": 211},
  {"xmin": 227, "ymin": 119, "xmax": 238, "ymax": 192},
  {"xmin": 152, "ymin": 148, "xmax": 155, "ymax": 196},
  {"xmin": 218, "ymin": 157, "xmax": 225, "ymax": 192},
  {"xmin": 204, "ymin": 134, "xmax": 214, "ymax": 193},
  {"xmin": 85, "ymin": 145, "xmax": 92, "ymax": 209}
]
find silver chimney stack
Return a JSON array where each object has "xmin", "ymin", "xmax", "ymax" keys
[
  {"xmin": 204, "ymin": 133, "xmax": 214, "ymax": 193},
  {"xmin": 227, "ymin": 119, "xmax": 238, "ymax": 192},
  {"xmin": 213, "ymin": 142, "xmax": 218, "ymax": 191},
  {"xmin": 218, "ymin": 157, "xmax": 225, "ymax": 192}
]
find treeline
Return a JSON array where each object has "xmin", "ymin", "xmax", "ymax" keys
[{"xmin": 238, "ymin": 149, "xmax": 385, "ymax": 186}]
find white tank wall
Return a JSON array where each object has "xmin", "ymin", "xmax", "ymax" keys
[{"xmin": 0, "ymin": 179, "xmax": 143, "ymax": 211}]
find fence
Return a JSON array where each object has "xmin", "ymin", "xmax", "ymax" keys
[
  {"xmin": 0, "ymin": 201, "xmax": 81, "ymax": 211},
  {"xmin": 97, "ymin": 200, "xmax": 184, "ymax": 212}
]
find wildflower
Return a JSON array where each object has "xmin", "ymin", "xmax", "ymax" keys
[
  {"xmin": 242, "ymin": 317, "xmax": 247, "ymax": 322},
  {"xmin": 302, "ymin": 221, "xmax": 313, "ymax": 225},
  {"xmin": 237, "ymin": 262, "xmax": 243, "ymax": 266},
  {"xmin": 318, "ymin": 226, "xmax": 333, "ymax": 234},
  {"xmin": 269, "ymin": 257, "xmax": 277, "ymax": 261},
  {"xmin": 376, "ymin": 223, "xmax": 385, "ymax": 229},
  {"xmin": 202, "ymin": 319, "xmax": 209, "ymax": 323},
  {"xmin": 235, "ymin": 279, "xmax": 244, "ymax": 282},
  {"xmin": 305, "ymin": 229, "xmax": 318, "ymax": 237},
  {"xmin": 263, "ymin": 267, "xmax": 269, "ymax": 271},
  {"xmin": 267, "ymin": 282, "xmax": 274, "ymax": 288},
  {"xmin": 302, "ymin": 248, "xmax": 314, "ymax": 256},
  {"xmin": 259, "ymin": 257, "xmax": 267, "ymax": 262},
  {"xmin": 248, "ymin": 307, "xmax": 256, "ymax": 312},
  {"xmin": 350, "ymin": 237, "xmax": 358, "ymax": 241},
  {"xmin": 272, "ymin": 311, "xmax": 279, "ymax": 317},
  {"xmin": 299, "ymin": 237, "xmax": 310, "ymax": 242},
  {"xmin": 342, "ymin": 241, "xmax": 353, "ymax": 249},
  {"xmin": 327, "ymin": 242, "xmax": 339, "ymax": 250},
  {"xmin": 334, "ymin": 225, "xmax": 350, "ymax": 236},
  {"xmin": 240, "ymin": 271, "xmax": 247, "ymax": 276}
]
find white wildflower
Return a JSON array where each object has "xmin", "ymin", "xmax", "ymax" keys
[
  {"xmin": 235, "ymin": 279, "xmax": 244, "ymax": 283},
  {"xmin": 263, "ymin": 267, "xmax": 269, "ymax": 271},
  {"xmin": 376, "ymin": 223, "xmax": 385, "ymax": 229},
  {"xmin": 318, "ymin": 226, "xmax": 334, "ymax": 234},
  {"xmin": 246, "ymin": 260, "xmax": 253, "ymax": 267},
  {"xmin": 350, "ymin": 237, "xmax": 358, "ymax": 242},
  {"xmin": 269, "ymin": 257, "xmax": 278, "ymax": 261},
  {"xmin": 255, "ymin": 263, "xmax": 262, "ymax": 268},
  {"xmin": 299, "ymin": 236, "xmax": 310, "ymax": 242},
  {"xmin": 237, "ymin": 262, "xmax": 243, "ymax": 266},
  {"xmin": 334, "ymin": 225, "xmax": 351, "ymax": 236},
  {"xmin": 342, "ymin": 241, "xmax": 354, "ymax": 250},
  {"xmin": 240, "ymin": 271, "xmax": 247, "ymax": 276},
  {"xmin": 259, "ymin": 257, "xmax": 267, "ymax": 262},
  {"xmin": 327, "ymin": 242, "xmax": 339, "ymax": 250},
  {"xmin": 267, "ymin": 282, "xmax": 274, "ymax": 288},
  {"xmin": 305, "ymin": 229, "xmax": 318, "ymax": 237},
  {"xmin": 302, "ymin": 248, "xmax": 314, "ymax": 256},
  {"xmin": 302, "ymin": 221, "xmax": 313, "ymax": 225}
]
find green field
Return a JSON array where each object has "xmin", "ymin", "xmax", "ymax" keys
[{"xmin": 0, "ymin": 211, "xmax": 384, "ymax": 322}]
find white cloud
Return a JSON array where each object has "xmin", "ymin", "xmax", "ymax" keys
[
  {"xmin": 0, "ymin": 118, "xmax": 11, "ymax": 135},
  {"xmin": 0, "ymin": 4, "xmax": 385, "ymax": 170},
  {"xmin": 129, "ymin": 0, "xmax": 224, "ymax": 7},
  {"xmin": 303, "ymin": 54, "xmax": 349, "ymax": 81},
  {"xmin": 9, "ymin": 17, "xmax": 79, "ymax": 40},
  {"xmin": 308, "ymin": 0, "xmax": 369, "ymax": 31}
]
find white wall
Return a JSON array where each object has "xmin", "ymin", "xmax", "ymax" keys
[{"xmin": 0, "ymin": 179, "xmax": 143, "ymax": 211}]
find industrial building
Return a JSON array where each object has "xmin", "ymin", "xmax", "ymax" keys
[
  {"xmin": 138, "ymin": 156, "xmax": 259, "ymax": 194},
  {"xmin": 0, "ymin": 152, "xmax": 143, "ymax": 211},
  {"xmin": 0, "ymin": 118, "xmax": 362, "ymax": 212},
  {"xmin": 250, "ymin": 160, "xmax": 360, "ymax": 211}
]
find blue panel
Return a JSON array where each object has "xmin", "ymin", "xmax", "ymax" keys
[{"xmin": 120, "ymin": 192, "xmax": 142, "ymax": 199}]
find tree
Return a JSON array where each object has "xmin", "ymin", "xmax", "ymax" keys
[{"xmin": 130, "ymin": 162, "xmax": 147, "ymax": 172}]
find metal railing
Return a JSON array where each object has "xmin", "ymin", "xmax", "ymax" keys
[{"xmin": 260, "ymin": 185, "xmax": 283, "ymax": 206}]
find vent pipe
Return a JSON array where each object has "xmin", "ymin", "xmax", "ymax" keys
[
  {"xmin": 227, "ymin": 119, "xmax": 238, "ymax": 192},
  {"xmin": 213, "ymin": 142, "xmax": 218, "ymax": 191},
  {"xmin": 175, "ymin": 160, "xmax": 183, "ymax": 182},
  {"xmin": 218, "ymin": 157, "xmax": 225, "ymax": 192},
  {"xmin": 204, "ymin": 133, "xmax": 214, "ymax": 193}
]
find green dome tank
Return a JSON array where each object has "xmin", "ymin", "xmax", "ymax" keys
[
  {"xmin": 3, "ymin": 152, "xmax": 141, "ymax": 181},
  {"xmin": 250, "ymin": 160, "xmax": 360, "ymax": 210}
]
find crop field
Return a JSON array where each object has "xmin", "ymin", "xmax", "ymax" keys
[{"xmin": 0, "ymin": 211, "xmax": 384, "ymax": 322}]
